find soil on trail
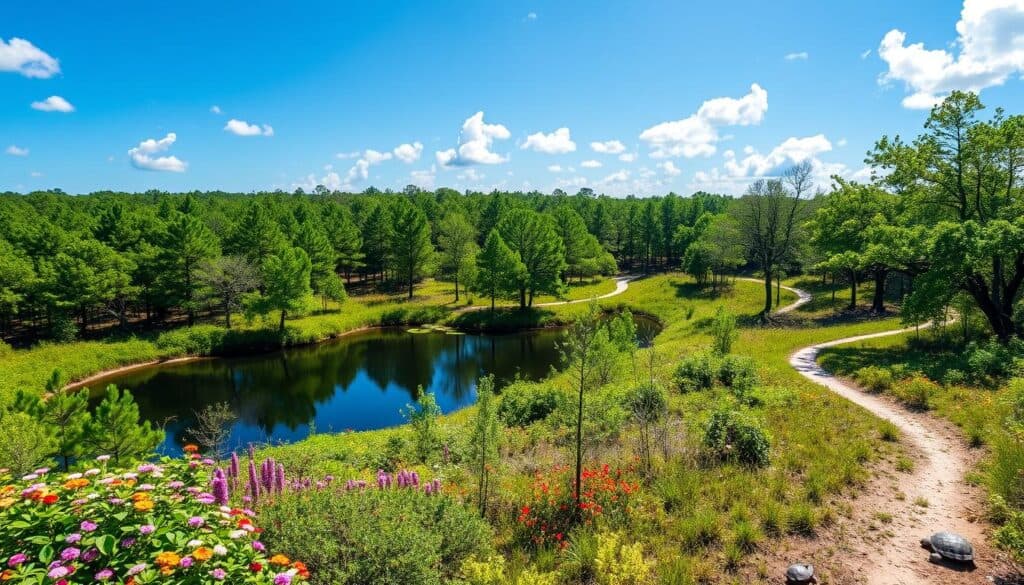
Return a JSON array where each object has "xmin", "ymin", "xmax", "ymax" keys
[{"xmin": 781, "ymin": 298, "xmax": 1018, "ymax": 584}]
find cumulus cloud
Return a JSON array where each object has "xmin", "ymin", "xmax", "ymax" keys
[
  {"xmin": 722, "ymin": 134, "xmax": 832, "ymax": 178},
  {"xmin": 436, "ymin": 111, "xmax": 511, "ymax": 168},
  {"xmin": 410, "ymin": 166, "xmax": 436, "ymax": 189},
  {"xmin": 639, "ymin": 83, "xmax": 768, "ymax": 158},
  {"xmin": 31, "ymin": 96, "xmax": 74, "ymax": 113},
  {"xmin": 878, "ymin": 0, "xmax": 1024, "ymax": 108},
  {"xmin": 224, "ymin": 118, "xmax": 274, "ymax": 136},
  {"xmin": 128, "ymin": 133, "xmax": 187, "ymax": 172},
  {"xmin": 785, "ymin": 52, "xmax": 809, "ymax": 61},
  {"xmin": 5, "ymin": 145, "xmax": 28, "ymax": 157},
  {"xmin": 0, "ymin": 38, "xmax": 59, "ymax": 78},
  {"xmin": 601, "ymin": 170, "xmax": 630, "ymax": 184},
  {"xmin": 393, "ymin": 141, "xmax": 424, "ymax": 163},
  {"xmin": 580, "ymin": 159, "xmax": 603, "ymax": 168},
  {"xmin": 547, "ymin": 164, "xmax": 563, "ymax": 172},
  {"xmin": 521, "ymin": 127, "xmax": 576, "ymax": 154},
  {"xmin": 657, "ymin": 161, "xmax": 682, "ymax": 176},
  {"xmin": 458, "ymin": 168, "xmax": 485, "ymax": 182},
  {"xmin": 590, "ymin": 140, "xmax": 626, "ymax": 154},
  {"xmin": 619, "ymin": 153, "xmax": 637, "ymax": 162}
]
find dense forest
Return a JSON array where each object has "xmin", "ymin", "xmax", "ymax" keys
[{"xmin": 0, "ymin": 91, "xmax": 1020, "ymax": 346}]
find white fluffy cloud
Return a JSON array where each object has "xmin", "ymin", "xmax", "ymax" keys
[
  {"xmin": 393, "ymin": 141, "xmax": 424, "ymax": 163},
  {"xmin": 580, "ymin": 159, "xmax": 603, "ymax": 168},
  {"xmin": 410, "ymin": 166, "xmax": 436, "ymax": 189},
  {"xmin": 547, "ymin": 164, "xmax": 563, "ymax": 172},
  {"xmin": 590, "ymin": 140, "xmax": 626, "ymax": 154},
  {"xmin": 5, "ymin": 145, "xmax": 28, "ymax": 157},
  {"xmin": 31, "ymin": 96, "xmax": 74, "ymax": 113},
  {"xmin": 618, "ymin": 153, "xmax": 637, "ymax": 163},
  {"xmin": 521, "ymin": 127, "xmax": 576, "ymax": 154},
  {"xmin": 657, "ymin": 161, "xmax": 682, "ymax": 176},
  {"xmin": 639, "ymin": 83, "xmax": 767, "ymax": 158},
  {"xmin": 344, "ymin": 149, "xmax": 393, "ymax": 183},
  {"xmin": 722, "ymin": 134, "xmax": 833, "ymax": 178},
  {"xmin": 879, "ymin": 0, "xmax": 1024, "ymax": 108},
  {"xmin": 436, "ymin": 111, "xmax": 511, "ymax": 168},
  {"xmin": 601, "ymin": 170, "xmax": 630, "ymax": 184},
  {"xmin": 785, "ymin": 52, "xmax": 809, "ymax": 61},
  {"xmin": 0, "ymin": 38, "xmax": 59, "ymax": 78},
  {"xmin": 224, "ymin": 118, "xmax": 274, "ymax": 136},
  {"xmin": 128, "ymin": 133, "xmax": 187, "ymax": 172},
  {"xmin": 210, "ymin": 105, "xmax": 222, "ymax": 114}
]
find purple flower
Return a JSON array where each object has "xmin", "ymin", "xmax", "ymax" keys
[
  {"xmin": 127, "ymin": 563, "xmax": 147, "ymax": 576},
  {"xmin": 187, "ymin": 516, "xmax": 205, "ymax": 528},
  {"xmin": 65, "ymin": 533, "xmax": 82, "ymax": 544},
  {"xmin": 275, "ymin": 464, "xmax": 285, "ymax": 494},
  {"xmin": 168, "ymin": 480, "xmax": 185, "ymax": 489},
  {"xmin": 80, "ymin": 520, "xmax": 98, "ymax": 532},
  {"xmin": 7, "ymin": 553, "xmax": 27, "ymax": 567},
  {"xmin": 95, "ymin": 568, "xmax": 114, "ymax": 581},
  {"xmin": 247, "ymin": 459, "xmax": 260, "ymax": 503},
  {"xmin": 60, "ymin": 547, "xmax": 81, "ymax": 561},
  {"xmin": 210, "ymin": 568, "xmax": 227, "ymax": 580},
  {"xmin": 81, "ymin": 548, "xmax": 99, "ymax": 563},
  {"xmin": 137, "ymin": 463, "xmax": 157, "ymax": 473},
  {"xmin": 230, "ymin": 452, "xmax": 240, "ymax": 478},
  {"xmin": 274, "ymin": 572, "xmax": 293, "ymax": 585},
  {"xmin": 212, "ymin": 476, "xmax": 230, "ymax": 505},
  {"xmin": 180, "ymin": 556, "xmax": 194, "ymax": 568},
  {"xmin": 120, "ymin": 537, "xmax": 136, "ymax": 549},
  {"xmin": 252, "ymin": 541, "xmax": 266, "ymax": 553},
  {"xmin": 47, "ymin": 565, "xmax": 69, "ymax": 579},
  {"xmin": 139, "ymin": 524, "xmax": 155, "ymax": 535}
]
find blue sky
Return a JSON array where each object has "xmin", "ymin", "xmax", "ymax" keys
[{"xmin": 1, "ymin": 0, "xmax": 1022, "ymax": 196}]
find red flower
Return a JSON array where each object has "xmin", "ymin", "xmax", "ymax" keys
[
  {"xmin": 42, "ymin": 494, "xmax": 59, "ymax": 505},
  {"xmin": 249, "ymin": 562, "xmax": 263, "ymax": 572}
]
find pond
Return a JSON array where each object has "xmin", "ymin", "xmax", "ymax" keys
[{"xmin": 91, "ymin": 317, "xmax": 659, "ymax": 454}]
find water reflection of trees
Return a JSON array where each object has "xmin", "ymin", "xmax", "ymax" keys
[{"xmin": 101, "ymin": 328, "xmax": 565, "ymax": 449}]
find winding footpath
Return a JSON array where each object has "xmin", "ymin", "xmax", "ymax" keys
[
  {"xmin": 781, "ymin": 284, "xmax": 995, "ymax": 584},
  {"xmin": 536, "ymin": 275, "xmax": 635, "ymax": 306}
]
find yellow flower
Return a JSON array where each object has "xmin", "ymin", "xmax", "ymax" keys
[
  {"xmin": 269, "ymin": 554, "xmax": 291, "ymax": 566},
  {"xmin": 0, "ymin": 497, "xmax": 16, "ymax": 509},
  {"xmin": 63, "ymin": 478, "xmax": 90, "ymax": 490},
  {"xmin": 192, "ymin": 547, "xmax": 213, "ymax": 561},
  {"xmin": 134, "ymin": 500, "xmax": 155, "ymax": 512}
]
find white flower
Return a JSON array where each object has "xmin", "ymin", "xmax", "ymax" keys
[
  {"xmin": 84, "ymin": 469, "xmax": 100, "ymax": 476},
  {"xmin": 66, "ymin": 473, "xmax": 83, "ymax": 480},
  {"xmin": 229, "ymin": 530, "xmax": 246, "ymax": 539},
  {"xmin": 187, "ymin": 539, "xmax": 204, "ymax": 548},
  {"xmin": 213, "ymin": 545, "xmax": 228, "ymax": 556}
]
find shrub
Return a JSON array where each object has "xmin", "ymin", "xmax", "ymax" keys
[
  {"xmin": 0, "ymin": 454, "xmax": 308, "ymax": 585},
  {"xmin": 674, "ymin": 353, "xmax": 718, "ymax": 393},
  {"xmin": 994, "ymin": 512, "xmax": 1024, "ymax": 563},
  {"xmin": 710, "ymin": 306, "xmax": 738, "ymax": 355},
  {"xmin": 854, "ymin": 366, "xmax": 894, "ymax": 393},
  {"xmin": 594, "ymin": 532, "xmax": 648, "ymax": 585},
  {"xmin": 402, "ymin": 390, "xmax": 442, "ymax": 463},
  {"xmin": 499, "ymin": 383, "xmax": 563, "ymax": 427},
  {"xmin": 988, "ymin": 435, "xmax": 1024, "ymax": 510},
  {"xmin": 943, "ymin": 369, "xmax": 967, "ymax": 387},
  {"xmin": 261, "ymin": 481, "xmax": 491, "ymax": 585},
  {"xmin": 718, "ymin": 355, "xmax": 759, "ymax": 398},
  {"xmin": 785, "ymin": 502, "xmax": 818, "ymax": 535},
  {"xmin": 702, "ymin": 410, "xmax": 770, "ymax": 467},
  {"xmin": 678, "ymin": 508, "xmax": 721, "ymax": 551},
  {"xmin": 0, "ymin": 411, "xmax": 56, "ymax": 475},
  {"xmin": 461, "ymin": 555, "xmax": 558, "ymax": 585},
  {"xmin": 891, "ymin": 376, "xmax": 937, "ymax": 410},
  {"xmin": 155, "ymin": 324, "xmax": 228, "ymax": 355}
]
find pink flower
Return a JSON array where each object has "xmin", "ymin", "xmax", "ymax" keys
[
  {"xmin": 210, "ymin": 568, "xmax": 227, "ymax": 580},
  {"xmin": 139, "ymin": 524, "xmax": 155, "ymax": 535},
  {"xmin": 187, "ymin": 517, "xmax": 204, "ymax": 528},
  {"xmin": 65, "ymin": 533, "xmax": 82, "ymax": 544},
  {"xmin": 7, "ymin": 553, "xmax": 27, "ymax": 567},
  {"xmin": 273, "ymin": 573, "xmax": 293, "ymax": 585},
  {"xmin": 180, "ymin": 557, "xmax": 194, "ymax": 568},
  {"xmin": 47, "ymin": 566, "xmax": 69, "ymax": 579},
  {"xmin": 80, "ymin": 521, "xmax": 98, "ymax": 532},
  {"xmin": 94, "ymin": 568, "xmax": 114, "ymax": 581}
]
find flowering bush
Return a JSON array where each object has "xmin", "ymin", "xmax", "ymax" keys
[
  {"xmin": 0, "ymin": 449, "xmax": 309, "ymax": 584},
  {"xmin": 515, "ymin": 464, "xmax": 639, "ymax": 548}
]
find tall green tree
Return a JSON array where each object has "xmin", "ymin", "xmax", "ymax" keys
[
  {"xmin": 437, "ymin": 211, "xmax": 477, "ymax": 302},
  {"xmin": 196, "ymin": 255, "xmax": 260, "ymax": 328},
  {"xmin": 159, "ymin": 212, "xmax": 218, "ymax": 325},
  {"xmin": 295, "ymin": 221, "xmax": 340, "ymax": 308},
  {"xmin": 391, "ymin": 201, "xmax": 435, "ymax": 299},
  {"xmin": 473, "ymin": 230, "xmax": 524, "ymax": 310},
  {"xmin": 562, "ymin": 303, "xmax": 602, "ymax": 516},
  {"xmin": 226, "ymin": 201, "xmax": 287, "ymax": 271},
  {"xmin": 361, "ymin": 204, "xmax": 392, "ymax": 282},
  {"xmin": 85, "ymin": 385, "xmax": 163, "ymax": 464},
  {"xmin": 324, "ymin": 204, "xmax": 365, "ymax": 282},
  {"xmin": 252, "ymin": 246, "xmax": 313, "ymax": 331},
  {"xmin": 869, "ymin": 91, "xmax": 1024, "ymax": 339},
  {"xmin": 11, "ymin": 371, "xmax": 91, "ymax": 471},
  {"xmin": 498, "ymin": 209, "xmax": 566, "ymax": 307}
]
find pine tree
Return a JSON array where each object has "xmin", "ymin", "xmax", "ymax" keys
[
  {"xmin": 361, "ymin": 204, "xmax": 392, "ymax": 281},
  {"xmin": 474, "ymin": 230, "xmax": 524, "ymax": 310},
  {"xmin": 551, "ymin": 205, "xmax": 594, "ymax": 282},
  {"xmin": 498, "ymin": 209, "xmax": 567, "ymax": 307},
  {"xmin": 295, "ymin": 221, "xmax": 338, "ymax": 307},
  {"xmin": 253, "ymin": 246, "xmax": 313, "ymax": 331},
  {"xmin": 159, "ymin": 212, "xmax": 218, "ymax": 325},
  {"xmin": 468, "ymin": 375, "xmax": 501, "ymax": 516},
  {"xmin": 85, "ymin": 385, "xmax": 163, "ymax": 464},
  {"xmin": 226, "ymin": 201, "xmax": 286, "ymax": 268},
  {"xmin": 11, "ymin": 371, "xmax": 91, "ymax": 471},
  {"xmin": 437, "ymin": 212, "xmax": 477, "ymax": 302},
  {"xmin": 323, "ymin": 204, "xmax": 365, "ymax": 282},
  {"xmin": 391, "ymin": 201, "xmax": 435, "ymax": 299}
]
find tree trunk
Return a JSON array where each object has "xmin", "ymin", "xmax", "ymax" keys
[
  {"xmin": 454, "ymin": 275, "xmax": 460, "ymax": 302},
  {"xmin": 224, "ymin": 299, "xmax": 232, "ymax": 329},
  {"xmin": 279, "ymin": 309, "xmax": 286, "ymax": 332},
  {"xmin": 848, "ymin": 270, "xmax": 857, "ymax": 310},
  {"xmin": 871, "ymin": 269, "xmax": 887, "ymax": 313},
  {"xmin": 762, "ymin": 271, "xmax": 772, "ymax": 319},
  {"xmin": 573, "ymin": 364, "xmax": 585, "ymax": 515},
  {"xmin": 519, "ymin": 287, "xmax": 527, "ymax": 309},
  {"xmin": 775, "ymin": 273, "xmax": 781, "ymax": 307}
]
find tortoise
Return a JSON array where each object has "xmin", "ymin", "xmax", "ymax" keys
[
  {"xmin": 785, "ymin": 563, "xmax": 816, "ymax": 584},
  {"xmin": 920, "ymin": 531, "xmax": 974, "ymax": 563}
]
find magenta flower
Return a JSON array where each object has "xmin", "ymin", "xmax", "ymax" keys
[
  {"xmin": 139, "ymin": 524, "xmax": 155, "ymax": 535},
  {"xmin": 187, "ymin": 516, "xmax": 205, "ymax": 528},
  {"xmin": 80, "ymin": 520, "xmax": 98, "ymax": 532},
  {"xmin": 274, "ymin": 572, "xmax": 293, "ymax": 585},
  {"xmin": 7, "ymin": 553, "xmax": 27, "ymax": 567},
  {"xmin": 252, "ymin": 541, "xmax": 266, "ymax": 553},
  {"xmin": 94, "ymin": 568, "xmax": 114, "ymax": 581},
  {"xmin": 127, "ymin": 563, "xmax": 147, "ymax": 576},
  {"xmin": 65, "ymin": 533, "xmax": 82, "ymax": 544},
  {"xmin": 210, "ymin": 568, "xmax": 227, "ymax": 580},
  {"xmin": 59, "ymin": 547, "xmax": 80, "ymax": 561},
  {"xmin": 47, "ymin": 565, "xmax": 69, "ymax": 579},
  {"xmin": 81, "ymin": 548, "xmax": 99, "ymax": 563},
  {"xmin": 180, "ymin": 556, "xmax": 194, "ymax": 568}
]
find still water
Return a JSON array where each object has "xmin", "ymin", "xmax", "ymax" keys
[{"xmin": 92, "ymin": 318, "xmax": 659, "ymax": 454}]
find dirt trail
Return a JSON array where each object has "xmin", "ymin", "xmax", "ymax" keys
[
  {"xmin": 536, "ymin": 275, "xmax": 634, "ymax": 307},
  {"xmin": 786, "ymin": 292, "xmax": 1000, "ymax": 584}
]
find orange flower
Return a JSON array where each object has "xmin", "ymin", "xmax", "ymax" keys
[
  {"xmin": 42, "ymin": 494, "xmax": 59, "ymax": 505},
  {"xmin": 292, "ymin": 561, "xmax": 310, "ymax": 579},
  {"xmin": 1, "ymin": 569, "xmax": 14, "ymax": 581},
  {"xmin": 63, "ymin": 478, "xmax": 90, "ymax": 490},
  {"xmin": 160, "ymin": 566, "xmax": 174, "ymax": 576},
  {"xmin": 0, "ymin": 497, "xmax": 15, "ymax": 509},
  {"xmin": 269, "ymin": 554, "xmax": 290, "ymax": 567},
  {"xmin": 155, "ymin": 552, "xmax": 181, "ymax": 567},
  {"xmin": 183, "ymin": 444, "xmax": 199, "ymax": 453},
  {"xmin": 192, "ymin": 547, "xmax": 213, "ymax": 561},
  {"xmin": 134, "ymin": 500, "xmax": 154, "ymax": 512},
  {"xmin": 131, "ymin": 492, "xmax": 151, "ymax": 502}
]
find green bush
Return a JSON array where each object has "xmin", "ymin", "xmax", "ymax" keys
[
  {"xmin": 702, "ymin": 410, "xmax": 770, "ymax": 467},
  {"xmin": 891, "ymin": 376, "xmax": 937, "ymax": 410},
  {"xmin": 854, "ymin": 366, "xmax": 894, "ymax": 393},
  {"xmin": 674, "ymin": 352, "xmax": 718, "ymax": 393},
  {"xmin": 260, "ymin": 487, "xmax": 492, "ymax": 585},
  {"xmin": 498, "ymin": 382, "xmax": 563, "ymax": 427},
  {"xmin": 155, "ymin": 324, "xmax": 228, "ymax": 355},
  {"xmin": 718, "ymin": 355, "xmax": 759, "ymax": 397},
  {"xmin": 988, "ymin": 435, "xmax": 1024, "ymax": 510}
]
